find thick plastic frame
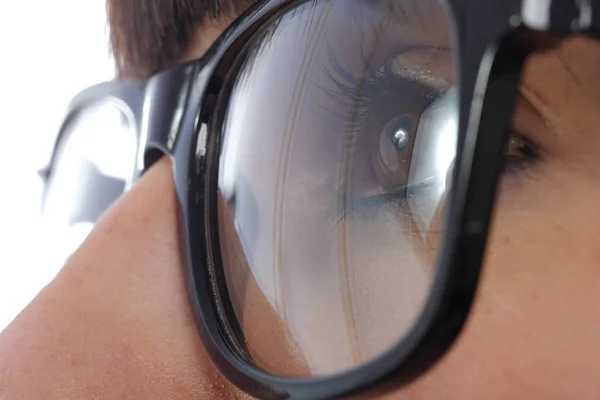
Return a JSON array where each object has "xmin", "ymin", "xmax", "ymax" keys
[{"xmin": 42, "ymin": 0, "xmax": 600, "ymax": 398}]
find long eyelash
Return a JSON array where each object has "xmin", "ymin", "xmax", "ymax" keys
[
  {"xmin": 317, "ymin": 48, "xmax": 442, "ymax": 154},
  {"xmin": 315, "ymin": 49, "xmax": 387, "ymax": 222},
  {"xmin": 322, "ymin": 47, "xmax": 382, "ymax": 100},
  {"xmin": 315, "ymin": 46, "xmax": 389, "ymax": 150}
]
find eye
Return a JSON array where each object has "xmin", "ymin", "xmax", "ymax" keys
[
  {"xmin": 373, "ymin": 114, "xmax": 418, "ymax": 194},
  {"xmin": 363, "ymin": 75, "xmax": 443, "ymax": 200},
  {"xmin": 321, "ymin": 45, "xmax": 454, "ymax": 219},
  {"xmin": 504, "ymin": 132, "xmax": 540, "ymax": 172}
]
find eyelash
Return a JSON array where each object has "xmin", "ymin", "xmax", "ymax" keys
[
  {"xmin": 322, "ymin": 53, "xmax": 540, "ymax": 221},
  {"xmin": 322, "ymin": 51, "xmax": 440, "ymax": 140},
  {"xmin": 321, "ymin": 59, "xmax": 435, "ymax": 222}
]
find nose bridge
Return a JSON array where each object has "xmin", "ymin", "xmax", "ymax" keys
[{"xmin": 138, "ymin": 62, "xmax": 208, "ymax": 172}]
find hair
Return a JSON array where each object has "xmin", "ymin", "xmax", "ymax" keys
[{"xmin": 107, "ymin": 0, "xmax": 256, "ymax": 80}]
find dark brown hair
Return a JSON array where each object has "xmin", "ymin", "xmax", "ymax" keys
[{"xmin": 107, "ymin": 0, "xmax": 255, "ymax": 80}]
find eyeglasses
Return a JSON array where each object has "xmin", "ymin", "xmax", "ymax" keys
[{"xmin": 40, "ymin": 0, "xmax": 600, "ymax": 398}]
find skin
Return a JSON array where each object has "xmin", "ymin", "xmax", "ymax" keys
[{"xmin": 3, "ymin": 7, "xmax": 600, "ymax": 400}]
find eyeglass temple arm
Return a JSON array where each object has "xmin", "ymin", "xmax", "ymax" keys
[
  {"xmin": 38, "ymin": 80, "xmax": 146, "ymax": 206},
  {"xmin": 39, "ymin": 80, "xmax": 145, "ymax": 179}
]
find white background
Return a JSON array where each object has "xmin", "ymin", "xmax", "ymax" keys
[{"xmin": 0, "ymin": 1, "xmax": 115, "ymax": 330}]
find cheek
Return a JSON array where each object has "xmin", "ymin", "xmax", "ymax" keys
[
  {"xmin": 395, "ymin": 166, "xmax": 600, "ymax": 400},
  {"xmin": 232, "ymin": 160, "xmax": 600, "ymax": 397}
]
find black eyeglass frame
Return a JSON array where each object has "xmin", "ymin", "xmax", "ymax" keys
[{"xmin": 41, "ymin": 0, "xmax": 600, "ymax": 398}]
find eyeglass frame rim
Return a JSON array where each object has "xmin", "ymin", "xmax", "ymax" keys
[{"xmin": 40, "ymin": 0, "xmax": 600, "ymax": 398}]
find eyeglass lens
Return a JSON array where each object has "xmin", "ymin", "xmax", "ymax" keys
[{"xmin": 216, "ymin": 0, "xmax": 458, "ymax": 377}]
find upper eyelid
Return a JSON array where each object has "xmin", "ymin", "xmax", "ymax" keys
[{"xmin": 384, "ymin": 46, "xmax": 454, "ymax": 90}]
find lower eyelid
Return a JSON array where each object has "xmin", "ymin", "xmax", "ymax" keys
[
  {"xmin": 328, "ymin": 194, "xmax": 403, "ymax": 224},
  {"xmin": 338, "ymin": 178, "xmax": 435, "ymax": 221}
]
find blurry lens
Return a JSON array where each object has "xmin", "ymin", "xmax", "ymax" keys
[
  {"xmin": 216, "ymin": 0, "xmax": 458, "ymax": 377},
  {"xmin": 42, "ymin": 103, "xmax": 136, "ymax": 267}
]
